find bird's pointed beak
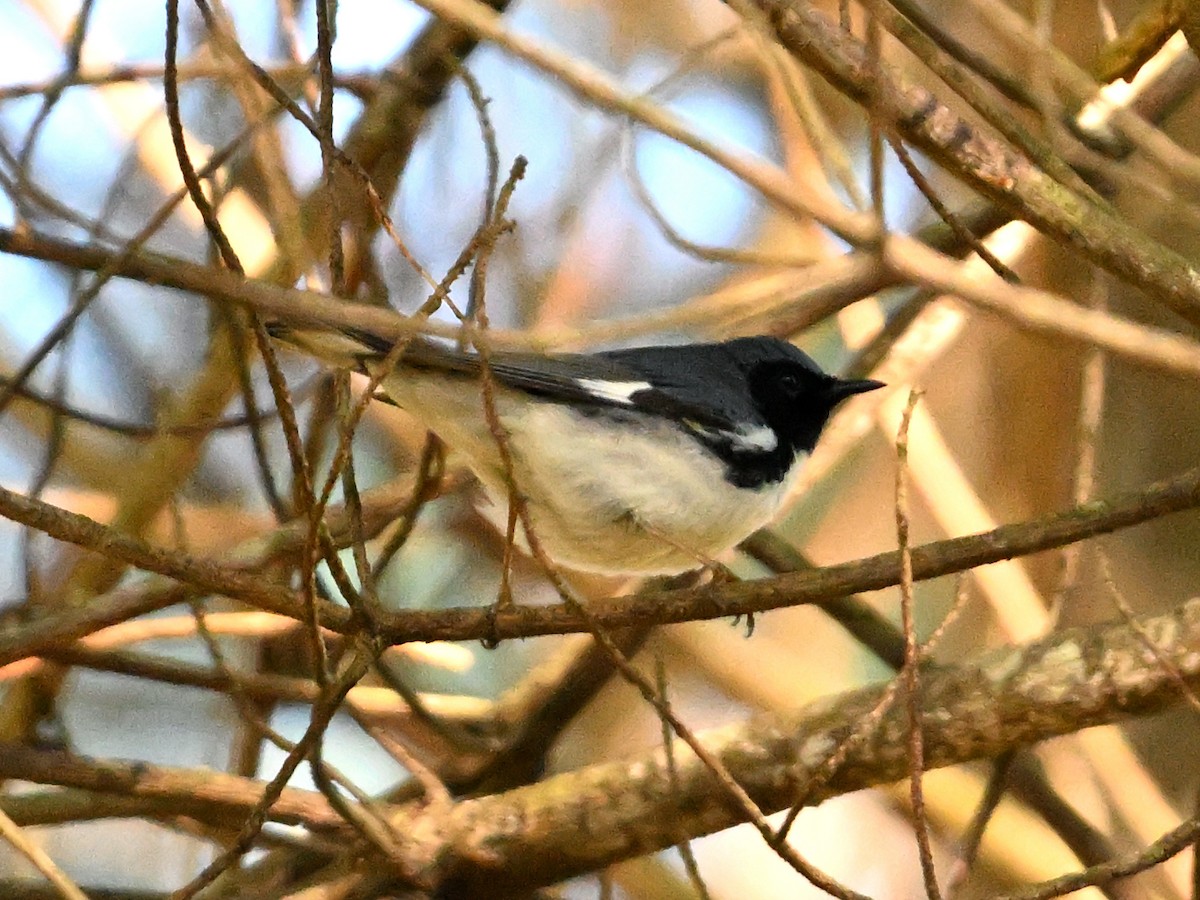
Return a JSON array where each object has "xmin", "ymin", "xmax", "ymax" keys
[{"xmin": 828, "ymin": 377, "xmax": 886, "ymax": 403}]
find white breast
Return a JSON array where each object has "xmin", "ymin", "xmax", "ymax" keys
[
  {"xmin": 379, "ymin": 371, "xmax": 798, "ymax": 575},
  {"xmin": 489, "ymin": 405, "xmax": 798, "ymax": 574}
]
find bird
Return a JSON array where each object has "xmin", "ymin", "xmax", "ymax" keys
[{"xmin": 270, "ymin": 324, "xmax": 884, "ymax": 575}]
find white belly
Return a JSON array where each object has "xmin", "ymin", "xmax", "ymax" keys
[
  {"xmin": 486, "ymin": 405, "xmax": 797, "ymax": 574},
  {"xmin": 380, "ymin": 373, "xmax": 797, "ymax": 575}
]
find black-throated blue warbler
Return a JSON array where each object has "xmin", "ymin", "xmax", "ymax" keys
[{"xmin": 271, "ymin": 326, "xmax": 883, "ymax": 575}]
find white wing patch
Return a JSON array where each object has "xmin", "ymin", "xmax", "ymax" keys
[
  {"xmin": 575, "ymin": 378, "xmax": 653, "ymax": 406},
  {"xmin": 724, "ymin": 424, "xmax": 778, "ymax": 452},
  {"xmin": 573, "ymin": 379, "xmax": 778, "ymax": 454},
  {"xmin": 686, "ymin": 420, "xmax": 778, "ymax": 453}
]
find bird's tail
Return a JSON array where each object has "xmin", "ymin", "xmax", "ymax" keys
[
  {"xmin": 264, "ymin": 321, "xmax": 388, "ymax": 370},
  {"xmin": 265, "ymin": 321, "xmax": 483, "ymax": 380}
]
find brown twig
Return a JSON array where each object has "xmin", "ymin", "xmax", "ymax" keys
[
  {"xmin": 0, "ymin": 743, "xmax": 346, "ymax": 831},
  {"xmin": 169, "ymin": 647, "xmax": 379, "ymax": 898},
  {"xmin": 896, "ymin": 389, "xmax": 941, "ymax": 899}
]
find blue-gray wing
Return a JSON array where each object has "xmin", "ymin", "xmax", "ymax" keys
[
  {"xmin": 380, "ymin": 337, "xmax": 777, "ymax": 452},
  {"xmin": 276, "ymin": 324, "xmax": 804, "ymax": 455}
]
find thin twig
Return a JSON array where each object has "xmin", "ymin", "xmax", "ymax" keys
[
  {"xmin": 656, "ymin": 655, "xmax": 713, "ymax": 900},
  {"xmin": 0, "ymin": 805, "xmax": 88, "ymax": 900},
  {"xmin": 896, "ymin": 389, "xmax": 941, "ymax": 899}
]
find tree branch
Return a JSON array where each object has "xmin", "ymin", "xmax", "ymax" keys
[
  {"xmin": 3, "ymin": 466, "xmax": 1199, "ymax": 657},
  {"xmin": 373, "ymin": 596, "xmax": 1200, "ymax": 893},
  {"xmin": 0, "ymin": 744, "xmax": 344, "ymax": 832},
  {"xmin": 753, "ymin": 0, "xmax": 1200, "ymax": 327}
]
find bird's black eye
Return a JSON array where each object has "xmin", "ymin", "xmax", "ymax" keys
[{"xmin": 777, "ymin": 372, "xmax": 801, "ymax": 394}]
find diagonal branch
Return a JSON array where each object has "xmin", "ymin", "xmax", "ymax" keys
[
  {"xmin": 373, "ymin": 595, "xmax": 1200, "ymax": 893},
  {"xmin": 753, "ymin": 0, "xmax": 1200, "ymax": 327}
]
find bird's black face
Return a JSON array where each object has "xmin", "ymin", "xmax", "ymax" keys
[
  {"xmin": 753, "ymin": 360, "xmax": 888, "ymax": 453},
  {"xmin": 749, "ymin": 360, "xmax": 845, "ymax": 455},
  {"xmin": 719, "ymin": 358, "xmax": 882, "ymax": 488}
]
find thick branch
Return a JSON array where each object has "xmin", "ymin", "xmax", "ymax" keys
[{"xmin": 383, "ymin": 597, "xmax": 1200, "ymax": 893}]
